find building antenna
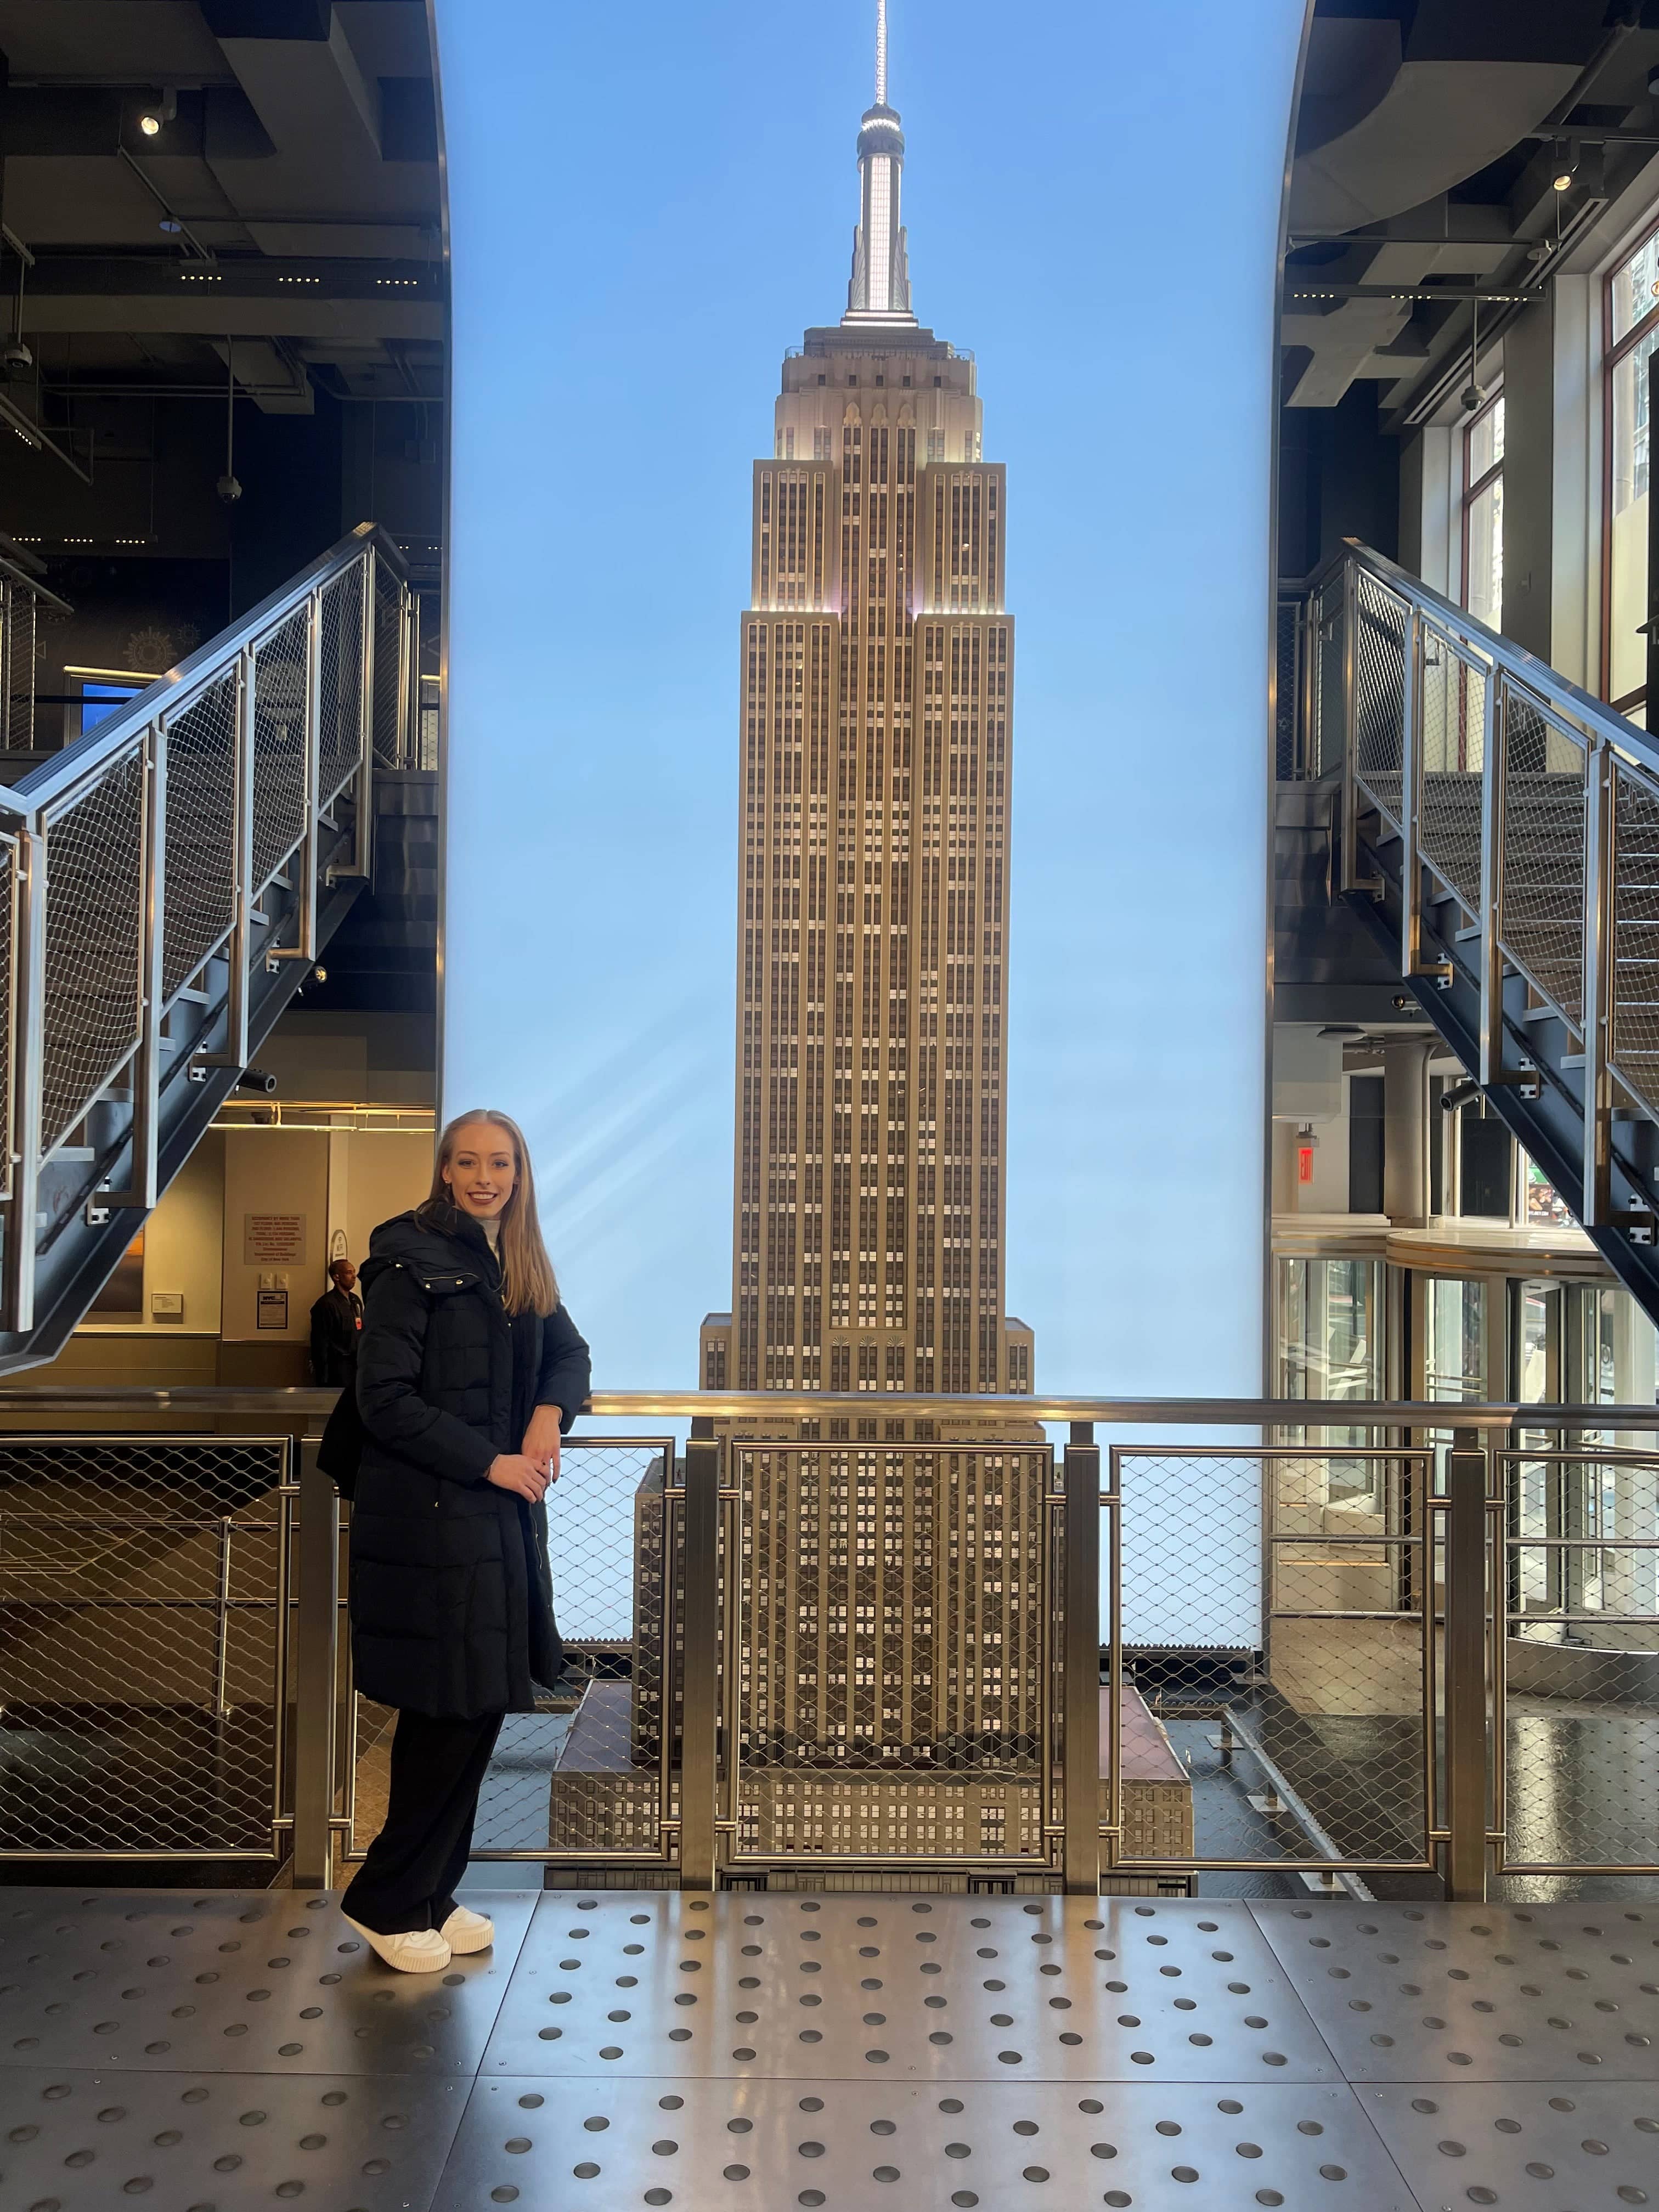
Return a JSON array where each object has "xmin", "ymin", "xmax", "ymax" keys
[{"xmin": 875, "ymin": 0, "xmax": 888, "ymax": 106}]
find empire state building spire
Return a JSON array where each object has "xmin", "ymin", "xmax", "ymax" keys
[{"xmin": 844, "ymin": 0, "xmax": 916, "ymax": 324}]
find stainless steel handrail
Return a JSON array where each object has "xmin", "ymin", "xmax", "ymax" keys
[
  {"xmin": 1284, "ymin": 538, "xmax": 1659, "ymax": 1238},
  {"xmin": 0, "ymin": 1384, "xmax": 1654, "ymax": 1429},
  {"xmin": 7, "ymin": 524, "xmax": 407, "ymax": 814},
  {"xmin": 0, "ymin": 523, "xmax": 417, "ymax": 1347}
]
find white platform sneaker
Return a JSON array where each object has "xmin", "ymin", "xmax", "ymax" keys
[
  {"xmin": 342, "ymin": 1915, "xmax": 453, "ymax": 1973},
  {"xmin": 440, "ymin": 1904, "xmax": 495, "ymax": 1953}
]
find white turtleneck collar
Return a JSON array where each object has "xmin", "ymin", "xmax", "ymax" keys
[{"xmin": 480, "ymin": 1214, "xmax": 500, "ymax": 1252}]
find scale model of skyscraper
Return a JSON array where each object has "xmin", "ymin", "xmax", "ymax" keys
[{"xmin": 699, "ymin": 0, "xmax": 1034, "ymax": 1414}]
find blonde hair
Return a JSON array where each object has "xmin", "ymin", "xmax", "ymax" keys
[{"xmin": 424, "ymin": 1108, "xmax": 560, "ymax": 1317}]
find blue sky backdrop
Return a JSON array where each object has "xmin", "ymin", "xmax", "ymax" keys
[{"xmin": 436, "ymin": 0, "xmax": 1304, "ymax": 1418}]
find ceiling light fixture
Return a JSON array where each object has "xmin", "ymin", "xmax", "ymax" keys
[
  {"xmin": 137, "ymin": 89, "xmax": 177, "ymax": 138},
  {"xmin": 1551, "ymin": 140, "xmax": 1577, "ymax": 194}
]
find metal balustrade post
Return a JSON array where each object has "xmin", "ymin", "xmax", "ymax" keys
[
  {"xmin": 101, "ymin": 723, "xmax": 165, "ymax": 1211},
  {"xmin": 1400, "ymin": 601, "xmax": 1424, "ymax": 976},
  {"xmin": 1477, "ymin": 668, "xmax": 1506, "ymax": 1087},
  {"xmin": 678, "ymin": 1430, "xmax": 721, "ymax": 1891},
  {"xmin": 291, "ymin": 1439, "xmax": 340, "ymax": 1889},
  {"xmin": 1061, "ymin": 1423, "xmax": 1102, "ymax": 1895},
  {"xmin": 1583, "ymin": 739, "xmax": 1616, "ymax": 1228},
  {"xmin": 1339, "ymin": 557, "xmax": 1363, "ymax": 892},
  {"xmin": 273, "ymin": 590, "xmax": 321, "ymax": 964},
  {"xmin": 4, "ymin": 821, "xmax": 46, "ymax": 1331},
  {"xmin": 1444, "ymin": 1432, "xmax": 1491, "ymax": 1901},
  {"xmin": 198, "ymin": 646, "xmax": 255, "ymax": 1071}
]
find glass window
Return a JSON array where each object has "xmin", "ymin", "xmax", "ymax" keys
[
  {"xmin": 1274, "ymin": 1256, "xmax": 1384, "ymax": 1506},
  {"xmin": 1426, "ymin": 1277, "xmax": 1487, "ymax": 1403},
  {"xmin": 1462, "ymin": 393, "xmax": 1503, "ymax": 631},
  {"xmin": 1604, "ymin": 223, "xmax": 1659, "ymax": 714}
]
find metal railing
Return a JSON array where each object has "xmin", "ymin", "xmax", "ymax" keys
[
  {"xmin": 0, "ymin": 552, "xmax": 72, "ymax": 753},
  {"xmin": 0, "ymin": 525, "xmax": 416, "ymax": 1352},
  {"xmin": 1280, "ymin": 541, "xmax": 1659, "ymax": 1236},
  {"xmin": 2, "ymin": 1387, "xmax": 1657, "ymax": 1898}
]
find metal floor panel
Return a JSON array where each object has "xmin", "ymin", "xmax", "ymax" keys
[
  {"xmin": 1362, "ymin": 2081, "xmax": 1659, "ymax": 2208},
  {"xmin": 1249, "ymin": 1899, "xmax": 1659, "ymax": 2080},
  {"xmin": 0, "ymin": 2065, "xmax": 470, "ymax": 2210},
  {"xmin": 0, "ymin": 1889, "xmax": 535, "ymax": 2076},
  {"xmin": 434, "ymin": 2076, "xmax": 1414, "ymax": 2211},
  {"xmin": 478, "ymin": 1891, "xmax": 1338, "ymax": 2082}
]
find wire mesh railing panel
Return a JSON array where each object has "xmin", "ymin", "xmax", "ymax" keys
[
  {"xmin": 351, "ymin": 1440, "xmax": 678, "ymax": 1861},
  {"xmin": 1418, "ymin": 637, "xmax": 1486, "ymax": 912},
  {"xmin": 316, "ymin": 566, "xmax": 365, "ymax": 811},
  {"xmin": 0, "ymin": 1438, "xmax": 289, "ymax": 1857},
  {"xmin": 1108, "ymin": 1449, "xmax": 1431, "ymax": 1872},
  {"xmin": 1497, "ymin": 686, "xmax": 1587, "ymax": 1028},
  {"xmin": 1276, "ymin": 597, "xmax": 1303, "ymax": 780},
  {"xmin": 250, "ymin": 606, "xmax": 311, "ymax": 894},
  {"xmin": 1611, "ymin": 756, "xmax": 1659, "ymax": 1118},
  {"xmin": 1312, "ymin": 574, "xmax": 1345, "ymax": 779},
  {"xmin": 0, "ymin": 831, "xmax": 15, "ymax": 1201},
  {"xmin": 415, "ymin": 589, "xmax": 441, "ymax": 770},
  {"xmin": 1502, "ymin": 1451, "xmax": 1659, "ymax": 1872},
  {"xmin": 370, "ymin": 559, "xmax": 405, "ymax": 771},
  {"xmin": 727, "ymin": 1440, "xmax": 1055, "ymax": 1865},
  {"xmin": 41, "ymin": 741, "xmax": 146, "ymax": 1156},
  {"xmin": 160, "ymin": 673, "xmax": 238, "ymax": 1005},
  {"xmin": 5, "ymin": 582, "xmax": 37, "ymax": 749},
  {"xmin": 1353, "ymin": 569, "xmax": 1408, "ymax": 829}
]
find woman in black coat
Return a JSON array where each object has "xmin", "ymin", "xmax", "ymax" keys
[{"xmin": 340, "ymin": 1108, "xmax": 590, "ymax": 1972}]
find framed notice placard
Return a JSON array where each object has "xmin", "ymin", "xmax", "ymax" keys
[{"xmin": 244, "ymin": 1214, "xmax": 307, "ymax": 1267}]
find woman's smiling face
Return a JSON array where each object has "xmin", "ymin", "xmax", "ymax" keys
[{"xmin": 443, "ymin": 1121, "xmax": 517, "ymax": 1219}]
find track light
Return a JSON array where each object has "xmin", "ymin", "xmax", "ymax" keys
[
  {"xmin": 137, "ymin": 89, "xmax": 177, "ymax": 138},
  {"xmin": 1551, "ymin": 141, "xmax": 1577, "ymax": 193},
  {"xmin": 2, "ymin": 335, "xmax": 31, "ymax": 373},
  {"xmin": 216, "ymin": 471, "xmax": 242, "ymax": 503}
]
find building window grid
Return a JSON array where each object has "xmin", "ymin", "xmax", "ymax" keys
[
  {"xmin": 1460, "ymin": 388, "xmax": 1503, "ymax": 636},
  {"xmin": 1603, "ymin": 218, "xmax": 1659, "ymax": 713}
]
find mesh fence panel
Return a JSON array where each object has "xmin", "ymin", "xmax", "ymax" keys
[
  {"xmin": 1418, "ymin": 638, "xmax": 1486, "ymax": 912},
  {"xmin": 1353, "ymin": 570, "xmax": 1408, "ymax": 828},
  {"xmin": 728, "ymin": 1441, "xmax": 1055, "ymax": 1865},
  {"xmin": 1503, "ymin": 1452, "xmax": 1659, "ymax": 1872},
  {"xmin": 0, "ymin": 832, "xmax": 15, "ymax": 1201},
  {"xmin": 1611, "ymin": 757, "xmax": 1659, "ymax": 1116},
  {"xmin": 5, "ymin": 582, "xmax": 37, "ymax": 749},
  {"xmin": 316, "ymin": 566, "xmax": 364, "ymax": 811},
  {"xmin": 0, "ymin": 1438, "xmax": 289, "ymax": 1855},
  {"xmin": 370, "ymin": 560, "xmax": 405, "ymax": 770},
  {"xmin": 250, "ymin": 606, "xmax": 310, "ymax": 894},
  {"xmin": 351, "ymin": 1441, "xmax": 676, "ymax": 1861},
  {"xmin": 41, "ymin": 742, "xmax": 145, "ymax": 1155},
  {"xmin": 1313, "ymin": 573, "xmax": 1345, "ymax": 778},
  {"xmin": 160, "ymin": 674, "xmax": 238, "ymax": 1005},
  {"xmin": 415, "ymin": 589, "xmax": 440, "ymax": 770},
  {"xmin": 1107, "ymin": 1450, "xmax": 1430, "ymax": 1871},
  {"xmin": 1498, "ymin": 687, "xmax": 1587, "ymax": 1026},
  {"xmin": 1276, "ymin": 597, "xmax": 1302, "ymax": 780}
]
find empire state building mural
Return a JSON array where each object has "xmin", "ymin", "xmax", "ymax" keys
[{"xmin": 702, "ymin": 1, "xmax": 1034, "ymax": 1422}]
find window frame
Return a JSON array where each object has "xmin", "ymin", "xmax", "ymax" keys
[
  {"xmin": 1600, "ymin": 211, "xmax": 1659, "ymax": 713},
  {"xmin": 1459, "ymin": 385, "xmax": 1504, "ymax": 625}
]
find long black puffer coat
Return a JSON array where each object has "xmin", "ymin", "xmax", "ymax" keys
[{"xmin": 349, "ymin": 1205, "xmax": 591, "ymax": 1718}]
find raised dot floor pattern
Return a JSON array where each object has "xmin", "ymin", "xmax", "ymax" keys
[
  {"xmin": 478, "ymin": 1893, "xmax": 1339, "ymax": 2081},
  {"xmin": 1250, "ymin": 1899, "xmax": 1659, "ymax": 2081},
  {"xmin": 6, "ymin": 1890, "xmax": 1659, "ymax": 2210}
]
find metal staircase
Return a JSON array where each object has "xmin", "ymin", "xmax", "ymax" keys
[
  {"xmin": 0, "ymin": 524, "xmax": 421, "ymax": 1369},
  {"xmin": 1284, "ymin": 542, "xmax": 1659, "ymax": 1317}
]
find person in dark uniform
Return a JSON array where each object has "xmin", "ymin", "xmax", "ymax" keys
[
  {"xmin": 309, "ymin": 1257, "xmax": 362, "ymax": 1386},
  {"xmin": 340, "ymin": 1109, "xmax": 590, "ymax": 1973}
]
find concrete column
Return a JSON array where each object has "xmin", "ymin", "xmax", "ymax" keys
[
  {"xmin": 1382, "ymin": 1036, "xmax": 1435, "ymax": 1227},
  {"xmin": 1499, "ymin": 294, "xmax": 1554, "ymax": 665}
]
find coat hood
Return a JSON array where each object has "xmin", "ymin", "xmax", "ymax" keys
[{"xmin": 359, "ymin": 1205, "xmax": 500, "ymax": 1295}]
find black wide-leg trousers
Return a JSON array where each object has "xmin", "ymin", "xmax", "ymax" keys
[{"xmin": 340, "ymin": 1708, "xmax": 504, "ymax": 1935}]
